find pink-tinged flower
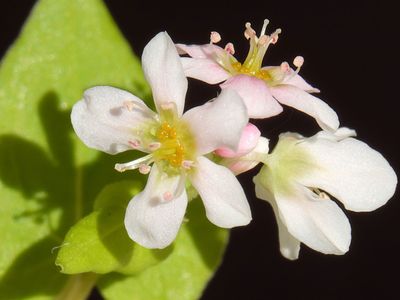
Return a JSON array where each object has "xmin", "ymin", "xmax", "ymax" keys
[
  {"xmin": 215, "ymin": 123, "xmax": 269, "ymax": 175},
  {"xmin": 71, "ymin": 32, "xmax": 251, "ymax": 249},
  {"xmin": 176, "ymin": 20, "xmax": 339, "ymax": 131},
  {"xmin": 253, "ymin": 128, "xmax": 397, "ymax": 260}
]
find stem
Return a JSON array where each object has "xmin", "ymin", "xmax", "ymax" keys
[{"xmin": 55, "ymin": 273, "xmax": 98, "ymax": 300}]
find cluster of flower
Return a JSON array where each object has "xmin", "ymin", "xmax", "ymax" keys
[{"xmin": 71, "ymin": 20, "xmax": 397, "ymax": 260}]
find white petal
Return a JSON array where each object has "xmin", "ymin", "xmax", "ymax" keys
[
  {"xmin": 298, "ymin": 136, "xmax": 397, "ymax": 212},
  {"xmin": 182, "ymin": 89, "xmax": 248, "ymax": 155},
  {"xmin": 275, "ymin": 184, "xmax": 351, "ymax": 255},
  {"xmin": 283, "ymin": 72, "xmax": 320, "ymax": 93},
  {"xmin": 180, "ymin": 57, "xmax": 230, "ymax": 84},
  {"xmin": 190, "ymin": 156, "xmax": 251, "ymax": 228},
  {"xmin": 71, "ymin": 86, "xmax": 155, "ymax": 154},
  {"xmin": 124, "ymin": 165, "xmax": 188, "ymax": 249},
  {"xmin": 221, "ymin": 75, "xmax": 283, "ymax": 119},
  {"xmin": 271, "ymin": 84, "xmax": 339, "ymax": 131},
  {"xmin": 142, "ymin": 32, "xmax": 188, "ymax": 116},
  {"xmin": 254, "ymin": 177, "xmax": 300, "ymax": 260}
]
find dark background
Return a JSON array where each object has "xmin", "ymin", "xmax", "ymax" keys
[{"xmin": 1, "ymin": 1, "xmax": 399, "ymax": 299}]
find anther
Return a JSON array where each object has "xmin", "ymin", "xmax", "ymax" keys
[
  {"xmin": 115, "ymin": 163, "xmax": 125, "ymax": 172},
  {"xmin": 224, "ymin": 43, "xmax": 235, "ymax": 55},
  {"xmin": 128, "ymin": 139, "xmax": 141, "ymax": 149},
  {"xmin": 210, "ymin": 31, "xmax": 222, "ymax": 44},
  {"xmin": 123, "ymin": 101, "xmax": 135, "ymax": 111},
  {"xmin": 148, "ymin": 142, "xmax": 161, "ymax": 151},
  {"xmin": 163, "ymin": 191, "xmax": 173, "ymax": 201},
  {"xmin": 139, "ymin": 164, "xmax": 151, "ymax": 174},
  {"xmin": 293, "ymin": 56, "xmax": 304, "ymax": 68},
  {"xmin": 280, "ymin": 62, "xmax": 290, "ymax": 73}
]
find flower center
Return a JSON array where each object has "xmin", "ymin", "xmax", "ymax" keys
[
  {"xmin": 114, "ymin": 104, "xmax": 196, "ymax": 176},
  {"xmin": 211, "ymin": 20, "xmax": 305, "ymax": 85},
  {"xmin": 153, "ymin": 121, "xmax": 187, "ymax": 168}
]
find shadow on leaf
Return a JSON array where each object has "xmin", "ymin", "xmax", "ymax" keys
[{"xmin": 0, "ymin": 91, "xmax": 143, "ymax": 298}]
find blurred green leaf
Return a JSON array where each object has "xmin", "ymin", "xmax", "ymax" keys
[
  {"xmin": 98, "ymin": 200, "xmax": 229, "ymax": 300},
  {"xmin": 0, "ymin": 0, "xmax": 148, "ymax": 298},
  {"xmin": 56, "ymin": 181, "xmax": 172, "ymax": 275}
]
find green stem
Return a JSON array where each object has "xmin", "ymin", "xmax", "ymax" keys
[{"xmin": 55, "ymin": 273, "xmax": 98, "ymax": 300}]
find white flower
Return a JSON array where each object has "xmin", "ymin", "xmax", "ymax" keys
[
  {"xmin": 253, "ymin": 128, "xmax": 397, "ymax": 259},
  {"xmin": 71, "ymin": 32, "xmax": 251, "ymax": 249}
]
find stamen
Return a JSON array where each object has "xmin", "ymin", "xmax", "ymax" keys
[
  {"xmin": 163, "ymin": 191, "xmax": 173, "ymax": 201},
  {"xmin": 128, "ymin": 139, "xmax": 141, "ymax": 149},
  {"xmin": 123, "ymin": 100, "xmax": 135, "ymax": 111},
  {"xmin": 224, "ymin": 43, "xmax": 235, "ymax": 55},
  {"xmin": 280, "ymin": 62, "xmax": 290, "ymax": 73},
  {"xmin": 148, "ymin": 142, "xmax": 161, "ymax": 151},
  {"xmin": 182, "ymin": 160, "xmax": 195, "ymax": 169},
  {"xmin": 293, "ymin": 56, "xmax": 304, "ymax": 68},
  {"xmin": 210, "ymin": 31, "xmax": 222, "ymax": 44},
  {"xmin": 115, "ymin": 154, "xmax": 153, "ymax": 172},
  {"xmin": 244, "ymin": 22, "xmax": 256, "ymax": 39},
  {"xmin": 270, "ymin": 29, "xmax": 282, "ymax": 44},
  {"xmin": 260, "ymin": 19, "xmax": 270, "ymax": 36},
  {"xmin": 139, "ymin": 164, "xmax": 151, "ymax": 174}
]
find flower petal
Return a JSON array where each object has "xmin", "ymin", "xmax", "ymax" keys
[
  {"xmin": 271, "ymin": 84, "xmax": 339, "ymax": 131},
  {"xmin": 283, "ymin": 71, "xmax": 320, "ymax": 93},
  {"xmin": 220, "ymin": 75, "xmax": 283, "ymax": 119},
  {"xmin": 124, "ymin": 165, "xmax": 188, "ymax": 249},
  {"xmin": 190, "ymin": 156, "xmax": 251, "ymax": 228},
  {"xmin": 176, "ymin": 43, "xmax": 225, "ymax": 59},
  {"xmin": 71, "ymin": 86, "xmax": 155, "ymax": 154},
  {"xmin": 222, "ymin": 137, "xmax": 269, "ymax": 175},
  {"xmin": 254, "ymin": 177, "xmax": 300, "ymax": 260},
  {"xmin": 180, "ymin": 57, "xmax": 230, "ymax": 84},
  {"xmin": 215, "ymin": 123, "xmax": 261, "ymax": 158},
  {"xmin": 275, "ymin": 184, "xmax": 351, "ymax": 255},
  {"xmin": 297, "ymin": 135, "xmax": 397, "ymax": 212},
  {"xmin": 142, "ymin": 32, "xmax": 187, "ymax": 116},
  {"xmin": 182, "ymin": 89, "xmax": 248, "ymax": 155}
]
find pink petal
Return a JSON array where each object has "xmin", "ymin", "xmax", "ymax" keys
[
  {"xmin": 215, "ymin": 123, "xmax": 261, "ymax": 158},
  {"xmin": 221, "ymin": 75, "xmax": 283, "ymax": 119},
  {"xmin": 222, "ymin": 137, "xmax": 269, "ymax": 175},
  {"xmin": 271, "ymin": 84, "xmax": 339, "ymax": 131},
  {"xmin": 142, "ymin": 32, "xmax": 187, "ymax": 116},
  {"xmin": 180, "ymin": 57, "xmax": 230, "ymax": 84},
  {"xmin": 182, "ymin": 89, "xmax": 248, "ymax": 155},
  {"xmin": 176, "ymin": 43, "xmax": 225, "ymax": 59}
]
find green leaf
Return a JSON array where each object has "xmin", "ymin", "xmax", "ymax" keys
[
  {"xmin": 55, "ymin": 181, "xmax": 172, "ymax": 275},
  {"xmin": 98, "ymin": 200, "xmax": 229, "ymax": 300},
  {"xmin": 0, "ymin": 0, "xmax": 149, "ymax": 299}
]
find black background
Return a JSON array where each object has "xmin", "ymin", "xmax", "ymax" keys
[{"xmin": 1, "ymin": 1, "xmax": 399, "ymax": 299}]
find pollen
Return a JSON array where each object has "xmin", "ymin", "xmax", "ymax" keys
[{"xmin": 153, "ymin": 121, "xmax": 195, "ymax": 172}]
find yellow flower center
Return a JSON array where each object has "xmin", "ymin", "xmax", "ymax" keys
[{"xmin": 151, "ymin": 113, "xmax": 196, "ymax": 175}]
